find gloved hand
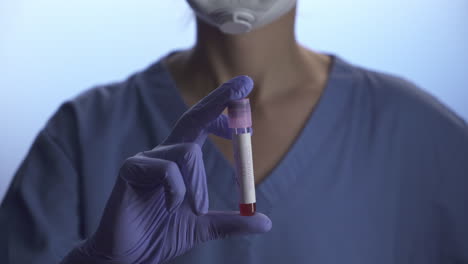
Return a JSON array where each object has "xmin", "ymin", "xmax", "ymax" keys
[{"xmin": 61, "ymin": 76, "xmax": 272, "ymax": 264}]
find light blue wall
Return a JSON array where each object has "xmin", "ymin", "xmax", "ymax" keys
[{"xmin": 1, "ymin": 0, "xmax": 467, "ymax": 200}]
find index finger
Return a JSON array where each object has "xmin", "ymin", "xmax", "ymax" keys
[
  {"xmin": 163, "ymin": 75, "xmax": 254, "ymax": 145},
  {"xmin": 189, "ymin": 75, "xmax": 253, "ymax": 124}
]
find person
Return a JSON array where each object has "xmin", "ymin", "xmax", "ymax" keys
[{"xmin": 1, "ymin": 0, "xmax": 468, "ymax": 263}]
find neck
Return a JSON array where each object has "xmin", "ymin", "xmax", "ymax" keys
[{"xmin": 166, "ymin": 7, "xmax": 330, "ymax": 105}]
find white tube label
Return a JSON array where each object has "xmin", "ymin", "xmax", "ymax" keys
[{"xmin": 233, "ymin": 133, "xmax": 256, "ymax": 204}]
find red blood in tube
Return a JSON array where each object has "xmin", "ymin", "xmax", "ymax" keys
[{"xmin": 239, "ymin": 203, "xmax": 256, "ymax": 216}]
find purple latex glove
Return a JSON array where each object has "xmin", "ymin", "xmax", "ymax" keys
[{"xmin": 61, "ymin": 76, "xmax": 272, "ymax": 264}]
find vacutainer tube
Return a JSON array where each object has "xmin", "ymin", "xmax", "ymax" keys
[{"xmin": 227, "ymin": 98, "xmax": 256, "ymax": 216}]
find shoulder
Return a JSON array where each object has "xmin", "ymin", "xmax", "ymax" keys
[
  {"xmin": 70, "ymin": 70, "xmax": 142, "ymax": 119},
  {"xmin": 44, "ymin": 76, "xmax": 135, "ymax": 138},
  {"xmin": 342, "ymin": 59, "xmax": 467, "ymax": 138},
  {"xmin": 47, "ymin": 59, "xmax": 170, "ymax": 131},
  {"xmin": 44, "ymin": 58, "xmax": 172, "ymax": 148}
]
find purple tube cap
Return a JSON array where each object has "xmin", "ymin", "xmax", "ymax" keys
[{"xmin": 227, "ymin": 98, "xmax": 252, "ymax": 128}]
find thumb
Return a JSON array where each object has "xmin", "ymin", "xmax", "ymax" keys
[{"xmin": 200, "ymin": 211, "xmax": 272, "ymax": 240}]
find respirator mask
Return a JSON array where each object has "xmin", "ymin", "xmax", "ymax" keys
[{"xmin": 186, "ymin": 0, "xmax": 297, "ymax": 35}]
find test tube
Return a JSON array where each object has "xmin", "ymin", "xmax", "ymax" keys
[{"xmin": 227, "ymin": 98, "xmax": 256, "ymax": 216}]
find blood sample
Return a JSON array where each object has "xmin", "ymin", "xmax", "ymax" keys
[{"xmin": 227, "ymin": 98, "xmax": 256, "ymax": 216}]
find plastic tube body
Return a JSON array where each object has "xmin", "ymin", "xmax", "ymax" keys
[{"xmin": 228, "ymin": 99, "xmax": 256, "ymax": 216}]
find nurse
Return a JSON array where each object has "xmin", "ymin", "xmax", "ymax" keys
[{"xmin": 2, "ymin": 0, "xmax": 468, "ymax": 263}]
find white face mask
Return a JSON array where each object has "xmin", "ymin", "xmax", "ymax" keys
[{"xmin": 186, "ymin": 0, "xmax": 297, "ymax": 35}]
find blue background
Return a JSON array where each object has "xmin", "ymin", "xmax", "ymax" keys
[{"xmin": 1, "ymin": 0, "xmax": 467, "ymax": 201}]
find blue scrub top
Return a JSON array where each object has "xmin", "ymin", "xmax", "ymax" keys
[{"xmin": 1, "ymin": 54, "xmax": 467, "ymax": 264}]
